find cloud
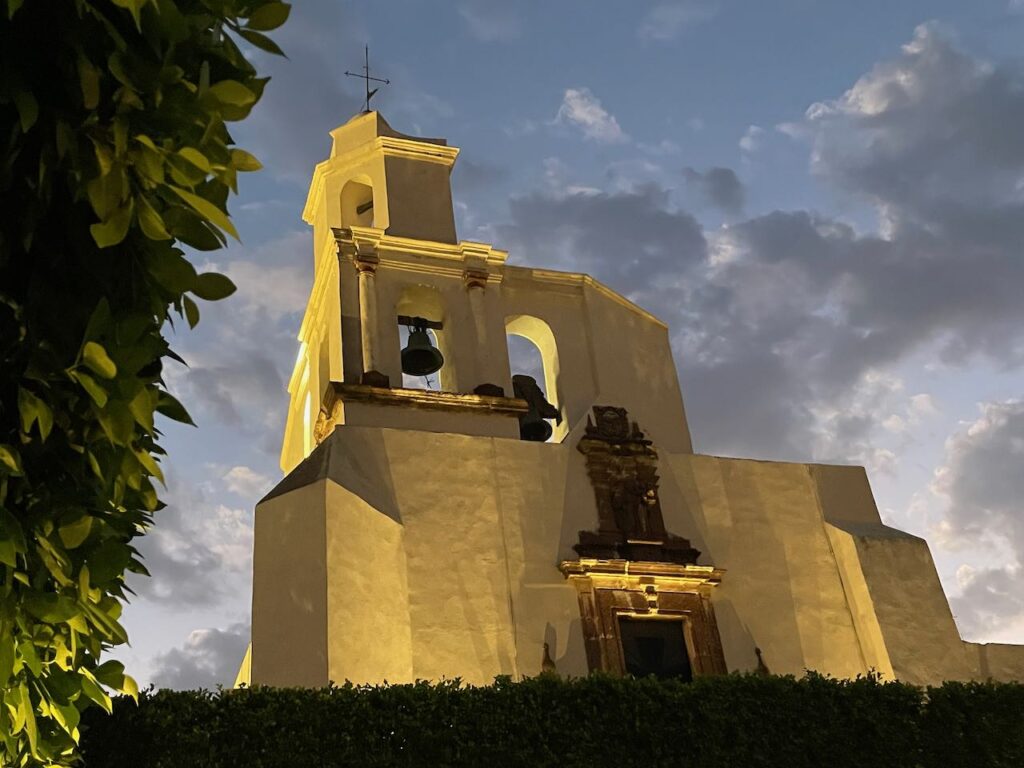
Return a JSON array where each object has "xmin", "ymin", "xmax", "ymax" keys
[
  {"xmin": 130, "ymin": 467, "xmax": 254, "ymax": 609},
  {"xmin": 458, "ymin": 1, "xmax": 520, "ymax": 41},
  {"xmin": 803, "ymin": 22, "xmax": 1024, "ymax": 220},
  {"xmin": 682, "ymin": 166, "xmax": 745, "ymax": 214},
  {"xmin": 224, "ymin": 465, "xmax": 274, "ymax": 499},
  {"xmin": 933, "ymin": 401, "xmax": 1024, "ymax": 638},
  {"xmin": 637, "ymin": 2, "xmax": 715, "ymax": 41},
  {"xmin": 739, "ymin": 124, "xmax": 764, "ymax": 153},
  {"xmin": 170, "ymin": 232, "xmax": 310, "ymax": 443},
  {"xmin": 150, "ymin": 622, "xmax": 250, "ymax": 690},
  {"xmin": 555, "ymin": 88, "xmax": 628, "ymax": 144}
]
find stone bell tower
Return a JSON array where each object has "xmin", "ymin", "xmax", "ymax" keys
[{"xmin": 241, "ymin": 111, "xmax": 1024, "ymax": 691}]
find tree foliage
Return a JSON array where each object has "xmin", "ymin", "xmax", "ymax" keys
[{"xmin": 0, "ymin": 0, "xmax": 287, "ymax": 763}]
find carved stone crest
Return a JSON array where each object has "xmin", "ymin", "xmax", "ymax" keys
[{"xmin": 575, "ymin": 406, "xmax": 700, "ymax": 564}]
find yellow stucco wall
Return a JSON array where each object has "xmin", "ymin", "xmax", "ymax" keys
[{"xmin": 250, "ymin": 426, "xmax": 1024, "ymax": 687}]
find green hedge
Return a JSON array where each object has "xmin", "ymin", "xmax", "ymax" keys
[{"xmin": 78, "ymin": 674, "xmax": 1024, "ymax": 768}]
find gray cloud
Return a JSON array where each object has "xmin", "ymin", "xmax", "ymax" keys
[
  {"xmin": 682, "ymin": 166, "xmax": 745, "ymax": 214},
  {"xmin": 935, "ymin": 401, "xmax": 1024, "ymax": 638},
  {"xmin": 150, "ymin": 622, "xmax": 250, "ymax": 690},
  {"xmin": 493, "ymin": 25, "xmax": 1024, "ymax": 465},
  {"xmin": 130, "ymin": 467, "xmax": 253, "ymax": 609}
]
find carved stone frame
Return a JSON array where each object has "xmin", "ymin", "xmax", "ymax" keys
[{"xmin": 560, "ymin": 559, "xmax": 729, "ymax": 677}]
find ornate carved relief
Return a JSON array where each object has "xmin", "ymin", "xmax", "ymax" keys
[{"xmin": 574, "ymin": 406, "xmax": 700, "ymax": 564}]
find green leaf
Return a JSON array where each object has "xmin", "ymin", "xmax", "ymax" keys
[
  {"xmin": 247, "ymin": 2, "xmax": 290, "ymax": 30},
  {"xmin": 238, "ymin": 28, "xmax": 285, "ymax": 56},
  {"xmin": 18, "ymin": 388, "xmax": 53, "ymax": 441},
  {"xmin": 23, "ymin": 593, "xmax": 80, "ymax": 624},
  {"xmin": 178, "ymin": 147, "xmax": 212, "ymax": 173},
  {"xmin": 93, "ymin": 660, "xmax": 126, "ymax": 688},
  {"xmin": 183, "ymin": 294, "xmax": 200, "ymax": 328},
  {"xmin": 155, "ymin": 392, "xmax": 195, "ymax": 426},
  {"xmin": 0, "ymin": 445, "xmax": 23, "ymax": 475},
  {"xmin": 90, "ymin": 201, "xmax": 134, "ymax": 248},
  {"xmin": 192, "ymin": 272, "xmax": 237, "ymax": 301},
  {"xmin": 169, "ymin": 185, "xmax": 239, "ymax": 239},
  {"xmin": 0, "ymin": 538, "xmax": 16, "ymax": 568},
  {"xmin": 137, "ymin": 195, "xmax": 171, "ymax": 240},
  {"xmin": 0, "ymin": 638, "xmax": 14, "ymax": 685},
  {"xmin": 111, "ymin": 0, "xmax": 147, "ymax": 30},
  {"xmin": 229, "ymin": 147, "xmax": 263, "ymax": 172},
  {"xmin": 13, "ymin": 90, "xmax": 38, "ymax": 132},
  {"xmin": 86, "ymin": 539, "xmax": 133, "ymax": 586},
  {"xmin": 83, "ymin": 341, "xmax": 118, "ymax": 379},
  {"xmin": 207, "ymin": 80, "xmax": 256, "ymax": 107},
  {"xmin": 79, "ymin": 674, "xmax": 112, "ymax": 714},
  {"xmin": 58, "ymin": 516, "xmax": 93, "ymax": 550},
  {"xmin": 17, "ymin": 641, "xmax": 41, "ymax": 677},
  {"xmin": 146, "ymin": 249, "xmax": 197, "ymax": 294},
  {"xmin": 128, "ymin": 388, "xmax": 155, "ymax": 431},
  {"xmin": 134, "ymin": 448, "xmax": 164, "ymax": 485},
  {"xmin": 70, "ymin": 371, "xmax": 108, "ymax": 408}
]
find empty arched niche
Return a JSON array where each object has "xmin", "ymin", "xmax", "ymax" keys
[
  {"xmin": 505, "ymin": 314, "xmax": 566, "ymax": 442},
  {"xmin": 395, "ymin": 284, "xmax": 454, "ymax": 391},
  {"xmin": 340, "ymin": 177, "xmax": 375, "ymax": 228}
]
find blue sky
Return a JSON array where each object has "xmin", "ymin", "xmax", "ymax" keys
[{"xmin": 118, "ymin": 0, "xmax": 1024, "ymax": 688}]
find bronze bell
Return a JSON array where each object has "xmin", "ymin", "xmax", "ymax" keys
[
  {"xmin": 401, "ymin": 317, "xmax": 444, "ymax": 377},
  {"xmin": 512, "ymin": 374, "xmax": 561, "ymax": 442}
]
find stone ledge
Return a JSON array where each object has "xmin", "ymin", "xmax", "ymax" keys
[{"xmin": 330, "ymin": 381, "xmax": 529, "ymax": 416}]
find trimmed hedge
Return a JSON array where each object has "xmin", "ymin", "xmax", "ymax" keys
[{"xmin": 79, "ymin": 674, "xmax": 1024, "ymax": 768}]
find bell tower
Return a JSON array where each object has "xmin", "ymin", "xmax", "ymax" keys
[{"xmin": 281, "ymin": 111, "xmax": 695, "ymax": 473}]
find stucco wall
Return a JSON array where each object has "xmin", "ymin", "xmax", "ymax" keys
[
  {"xmin": 251, "ymin": 482, "xmax": 328, "ymax": 687},
  {"xmin": 251, "ymin": 426, "xmax": 1018, "ymax": 688}
]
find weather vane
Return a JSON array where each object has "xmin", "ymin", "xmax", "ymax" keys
[{"xmin": 345, "ymin": 45, "xmax": 390, "ymax": 113}]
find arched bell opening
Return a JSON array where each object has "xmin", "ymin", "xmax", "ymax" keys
[
  {"xmin": 395, "ymin": 284, "xmax": 454, "ymax": 392},
  {"xmin": 505, "ymin": 315, "xmax": 565, "ymax": 443},
  {"xmin": 340, "ymin": 177, "xmax": 375, "ymax": 228}
]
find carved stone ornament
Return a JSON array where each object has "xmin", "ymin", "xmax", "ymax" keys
[{"xmin": 575, "ymin": 406, "xmax": 700, "ymax": 564}]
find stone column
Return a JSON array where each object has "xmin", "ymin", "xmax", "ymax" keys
[
  {"xmin": 355, "ymin": 253, "xmax": 388, "ymax": 387},
  {"xmin": 465, "ymin": 268, "xmax": 502, "ymax": 397}
]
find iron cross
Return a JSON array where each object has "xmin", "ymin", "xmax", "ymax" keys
[{"xmin": 345, "ymin": 45, "xmax": 390, "ymax": 113}]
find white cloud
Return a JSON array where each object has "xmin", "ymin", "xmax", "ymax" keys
[
  {"xmin": 637, "ymin": 2, "xmax": 715, "ymax": 41},
  {"xmin": 739, "ymin": 124, "xmax": 764, "ymax": 153},
  {"xmin": 555, "ymin": 88, "xmax": 628, "ymax": 144},
  {"xmin": 224, "ymin": 465, "xmax": 274, "ymax": 499}
]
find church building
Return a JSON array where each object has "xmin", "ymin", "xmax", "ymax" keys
[{"xmin": 235, "ymin": 112, "xmax": 1024, "ymax": 688}]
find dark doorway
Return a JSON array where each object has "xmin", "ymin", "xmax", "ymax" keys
[{"xmin": 618, "ymin": 617, "xmax": 693, "ymax": 681}]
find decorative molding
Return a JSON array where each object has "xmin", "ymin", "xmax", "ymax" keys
[
  {"xmin": 574, "ymin": 406, "xmax": 701, "ymax": 565},
  {"xmin": 560, "ymin": 559, "xmax": 728, "ymax": 678},
  {"xmin": 559, "ymin": 559, "xmax": 724, "ymax": 587}
]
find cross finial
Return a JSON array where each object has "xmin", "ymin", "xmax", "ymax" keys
[{"xmin": 344, "ymin": 45, "xmax": 390, "ymax": 113}]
